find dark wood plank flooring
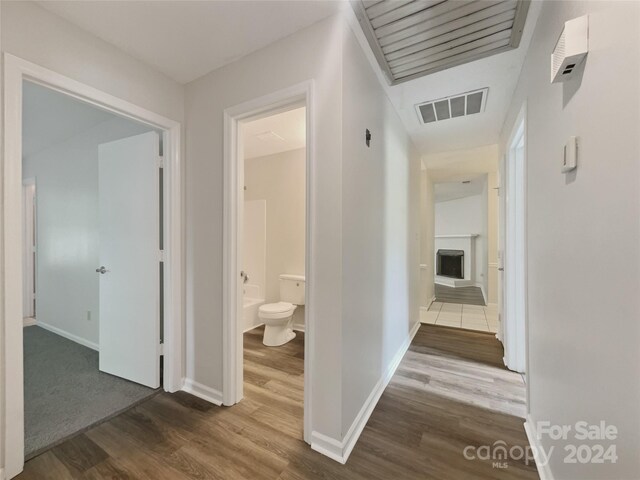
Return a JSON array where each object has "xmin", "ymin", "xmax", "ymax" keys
[
  {"xmin": 435, "ymin": 284, "xmax": 486, "ymax": 305},
  {"xmin": 18, "ymin": 325, "xmax": 537, "ymax": 479}
]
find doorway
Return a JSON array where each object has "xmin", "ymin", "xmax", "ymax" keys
[
  {"xmin": 2, "ymin": 55, "xmax": 183, "ymax": 479},
  {"xmin": 502, "ymin": 106, "xmax": 527, "ymax": 374},
  {"xmin": 223, "ymin": 82, "xmax": 313, "ymax": 444}
]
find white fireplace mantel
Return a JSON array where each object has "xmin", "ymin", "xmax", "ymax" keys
[{"xmin": 434, "ymin": 234, "xmax": 479, "ymax": 288}]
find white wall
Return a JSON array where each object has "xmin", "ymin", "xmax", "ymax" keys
[
  {"xmin": 420, "ymin": 170, "xmax": 435, "ymax": 307},
  {"xmin": 244, "ymin": 148, "xmax": 306, "ymax": 329},
  {"xmin": 185, "ymin": 14, "xmax": 344, "ymax": 441},
  {"xmin": 242, "ymin": 200, "xmax": 266, "ymax": 299},
  {"xmin": 1, "ymin": 3, "xmax": 184, "ymax": 474},
  {"xmin": 340, "ymin": 20, "xmax": 420, "ymax": 439},
  {"xmin": 501, "ymin": 1, "xmax": 640, "ymax": 478},
  {"xmin": 487, "ymin": 171, "xmax": 498, "ymax": 305},
  {"xmin": 22, "ymin": 117, "xmax": 153, "ymax": 347},
  {"xmin": 185, "ymin": 12, "xmax": 420, "ymax": 450},
  {"xmin": 435, "ymin": 189, "xmax": 488, "ymax": 294}
]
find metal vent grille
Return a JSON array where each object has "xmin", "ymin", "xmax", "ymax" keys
[
  {"xmin": 415, "ymin": 88, "xmax": 488, "ymax": 124},
  {"xmin": 351, "ymin": 0, "xmax": 531, "ymax": 85}
]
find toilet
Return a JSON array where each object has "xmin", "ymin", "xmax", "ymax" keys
[{"xmin": 259, "ymin": 274, "xmax": 305, "ymax": 346}]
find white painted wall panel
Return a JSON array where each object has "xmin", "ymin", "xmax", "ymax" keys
[{"xmin": 501, "ymin": 1, "xmax": 640, "ymax": 478}]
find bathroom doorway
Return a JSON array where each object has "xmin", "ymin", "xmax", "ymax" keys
[{"xmin": 223, "ymin": 84, "xmax": 312, "ymax": 443}]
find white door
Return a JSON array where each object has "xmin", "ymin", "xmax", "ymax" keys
[
  {"xmin": 98, "ymin": 131, "xmax": 161, "ymax": 388},
  {"xmin": 504, "ymin": 122, "xmax": 527, "ymax": 373}
]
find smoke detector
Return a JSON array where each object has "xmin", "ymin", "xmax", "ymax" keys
[
  {"xmin": 415, "ymin": 88, "xmax": 488, "ymax": 125},
  {"xmin": 551, "ymin": 15, "xmax": 589, "ymax": 83}
]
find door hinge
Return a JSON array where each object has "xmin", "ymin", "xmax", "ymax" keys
[
  {"xmin": 157, "ymin": 156, "xmax": 164, "ymax": 168},
  {"xmin": 159, "ymin": 343, "xmax": 164, "ymax": 356},
  {"xmin": 158, "ymin": 250, "xmax": 165, "ymax": 262}
]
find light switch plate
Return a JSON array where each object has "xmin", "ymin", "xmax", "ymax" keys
[{"xmin": 562, "ymin": 136, "xmax": 578, "ymax": 173}]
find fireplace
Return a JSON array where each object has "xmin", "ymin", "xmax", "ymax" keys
[{"xmin": 437, "ymin": 249, "xmax": 464, "ymax": 279}]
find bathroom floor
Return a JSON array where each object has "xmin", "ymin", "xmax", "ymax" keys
[
  {"xmin": 421, "ymin": 302, "xmax": 499, "ymax": 333},
  {"xmin": 243, "ymin": 325, "xmax": 305, "ymax": 439}
]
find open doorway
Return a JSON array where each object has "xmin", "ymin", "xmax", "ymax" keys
[
  {"xmin": 422, "ymin": 168, "xmax": 500, "ymax": 334},
  {"xmin": 20, "ymin": 81, "xmax": 163, "ymax": 458},
  {"xmin": 222, "ymin": 83, "xmax": 312, "ymax": 444},
  {"xmin": 240, "ymin": 105, "xmax": 307, "ymax": 439},
  {"xmin": 0, "ymin": 54, "xmax": 183, "ymax": 478}
]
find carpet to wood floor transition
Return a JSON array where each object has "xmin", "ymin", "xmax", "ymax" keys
[
  {"xmin": 18, "ymin": 325, "xmax": 537, "ymax": 479},
  {"xmin": 23, "ymin": 326, "xmax": 157, "ymax": 458}
]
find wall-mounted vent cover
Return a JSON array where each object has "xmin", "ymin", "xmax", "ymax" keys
[
  {"xmin": 416, "ymin": 88, "xmax": 488, "ymax": 124},
  {"xmin": 351, "ymin": 0, "xmax": 531, "ymax": 85}
]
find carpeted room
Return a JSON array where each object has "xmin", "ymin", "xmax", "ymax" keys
[{"xmin": 21, "ymin": 81, "xmax": 161, "ymax": 458}]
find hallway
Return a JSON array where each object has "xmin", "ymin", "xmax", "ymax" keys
[{"xmin": 17, "ymin": 324, "xmax": 535, "ymax": 479}]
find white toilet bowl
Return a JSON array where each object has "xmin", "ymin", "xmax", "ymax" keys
[{"xmin": 259, "ymin": 301, "xmax": 297, "ymax": 346}]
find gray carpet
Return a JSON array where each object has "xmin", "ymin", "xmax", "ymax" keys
[
  {"xmin": 435, "ymin": 284, "xmax": 486, "ymax": 306},
  {"xmin": 24, "ymin": 326, "xmax": 157, "ymax": 458}
]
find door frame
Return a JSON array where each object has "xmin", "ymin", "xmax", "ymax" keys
[
  {"xmin": 2, "ymin": 54, "xmax": 184, "ymax": 478},
  {"xmin": 502, "ymin": 103, "xmax": 528, "ymax": 377},
  {"xmin": 223, "ymin": 81, "xmax": 314, "ymax": 444},
  {"xmin": 22, "ymin": 178, "xmax": 36, "ymax": 319}
]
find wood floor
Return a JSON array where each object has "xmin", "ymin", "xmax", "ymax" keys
[
  {"xmin": 435, "ymin": 284, "xmax": 486, "ymax": 305},
  {"xmin": 17, "ymin": 325, "xmax": 537, "ymax": 480}
]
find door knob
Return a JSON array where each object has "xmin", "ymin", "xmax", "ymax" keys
[{"xmin": 96, "ymin": 266, "xmax": 109, "ymax": 274}]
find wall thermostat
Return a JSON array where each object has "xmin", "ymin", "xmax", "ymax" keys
[
  {"xmin": 562, "ymin": 136, "xmax": 578, "ymax": 173},
  {"xmin": 551, "ymin": 15, "xmax": 589, "ymax": 83}
]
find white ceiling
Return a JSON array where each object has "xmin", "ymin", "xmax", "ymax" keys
[
  {"xmin": 37, "ymin": 0, "xmax": 342, "ymax": 84},
  {"xmin": 243, "ymin": 107, "xmax": 306, "ymax": 160},
  {"xmin": 362, "ymin": 0, "xmax": 543, "ymax": 155},
  {"xmin": 23, "ymin": 81, "xmax": 114, "ymax": 157},
  {"xmin": 36, "ymin": 0, "xmax": 543, "ymax": 158},
  {"xmin": 434, "ymin": 174, "xmax": 486, "ymax": 203}
]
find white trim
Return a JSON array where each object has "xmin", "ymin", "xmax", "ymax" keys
[
  {"xmin": 22, "ymin": 317, "xmax": 36, "ymax": 327},
  {"xmin": 524, "ymin": 416, "xmax": 555, "ymax": 480},
  {"xmin": 223, "ymin": 81, "xmax": 314, "ymax": 445},
  {"xmin": 503, "ymin": 102, "xmax": 528, "ymax": 375},
  {"xmin": 22, "ymin": 178, "xmax": 36, "ymax": 318},
  {"xmin": 311, "ymin": 321, "xmax": 420, "ymax": 464},
  {"xmin": 2, "ymin": 54, "xmax": 184, "ymax": 479},
  {"xmin": 32, "ymin": 320, "xmax": 99, "ymax": 351},
  {"xmin": 182, "ymin": 379, "xmax": 223, "ymax": 406}
]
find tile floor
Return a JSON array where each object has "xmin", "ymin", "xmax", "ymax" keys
[{"xmin": 420, "ymin": 301, "xmax": 499, "ymax": 333}]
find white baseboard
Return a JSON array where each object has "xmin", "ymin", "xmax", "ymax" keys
[
  {"xmin": 0, "ymin": 467, "xmax": 5, "ymax": 480},
  {"xmin": 420, "ymin": 296, "xmax": 436, "ymax": 313},
  {"xmin": 293, "ymin": 324, "xmax": 305, "ymax": 333},
  {"xmin": 182, "ymin": 378, "xmax": 223, "ymax": 406},
  {"xmin": 35, "ymin": 320, "xmax": 99, "ymax": 351},
  {"xmin": 23, "ymin": 317, "xmax": 36, "ymax": 327},
  {"xmin": 524, "ymin": 415, "xmax": 555, "ymax": 480},
  {"xmin": 243, "ymin": 322, "xmax": 264, "ymax": 333},
  {"xmin": 311, "ymin": 320, "xmax": 420, "ymax": 464},
  {"xmin": 477, "ymin": 284, "xmax": 487, "ymax": 304}
]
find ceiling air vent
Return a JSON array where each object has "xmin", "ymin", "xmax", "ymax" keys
[
  {"xmin": 351, "ymin": 0, "xmax": 531, "ymax": 85},
  {"xmin": 416, "ymin": 88, "xmax": 488, "ymax": 124}
]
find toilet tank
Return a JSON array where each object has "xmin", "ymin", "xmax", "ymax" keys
[{"xmin": 279, "ymin": 274, "xmax": 305, "ymax": 305}]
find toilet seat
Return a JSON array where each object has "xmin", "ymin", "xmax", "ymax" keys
[{"xmin": 258, "ymin": 302, "xmax": 295, "ymax": 319}]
